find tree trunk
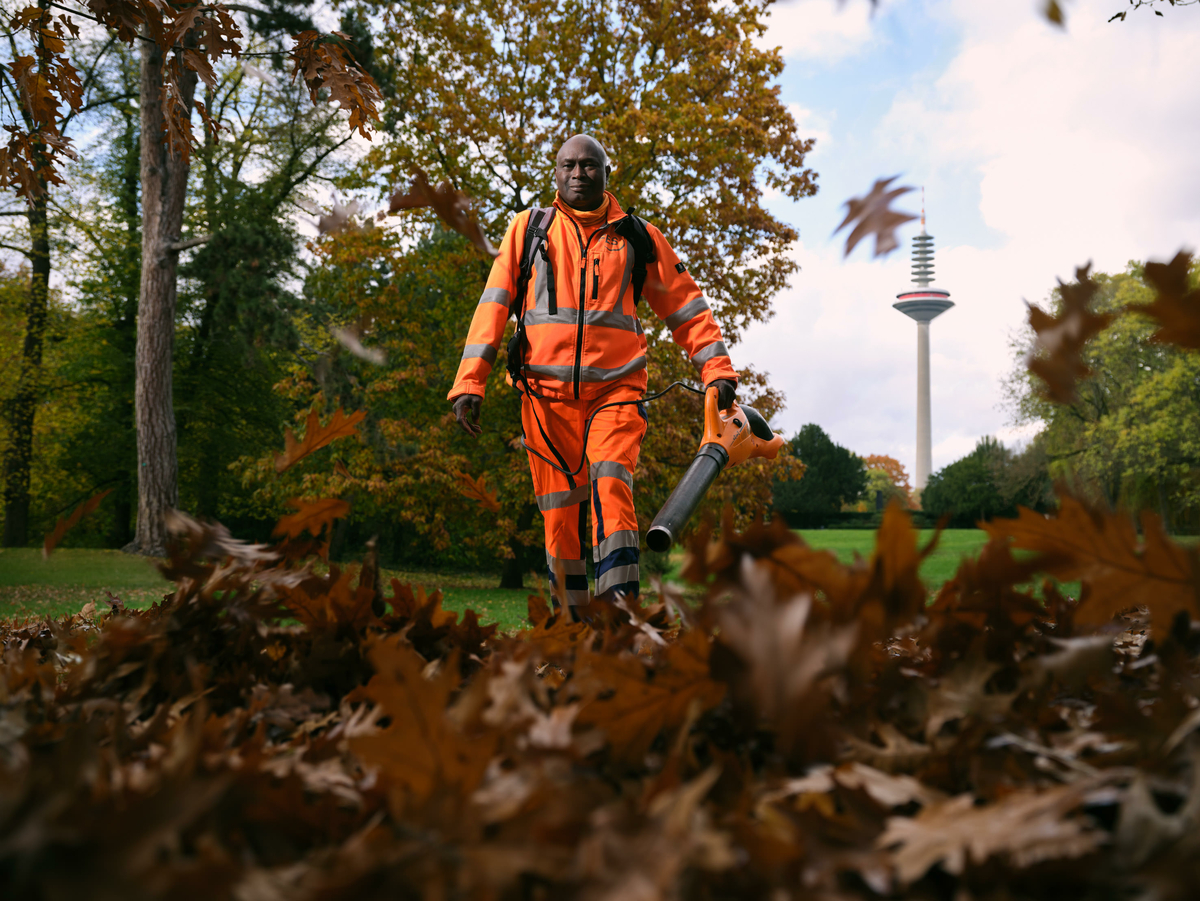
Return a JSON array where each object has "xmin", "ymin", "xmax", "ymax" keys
[
  {"xmin": 499, "ymin": 503, "xmax": 538, "ymax": 589},
  {"xmin": 1, "ymin": 186, "xmax": 49, "ymax": 547},
  {"xmin": 129, "ymin": 35, "xmax": 198, "ymax": 555}
]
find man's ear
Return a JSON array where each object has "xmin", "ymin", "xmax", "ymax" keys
[{"xmin": 604, "ymin": 163, "xmax": 612, "ymax": 182}]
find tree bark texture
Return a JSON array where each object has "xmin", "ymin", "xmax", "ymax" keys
[
  {"xmin": 1, "ymin": 188, "xmax": 49, "ymax": 547},
  {"xmin": 131, "ymin": 36, "xmax": 197, "ymax": 555}
]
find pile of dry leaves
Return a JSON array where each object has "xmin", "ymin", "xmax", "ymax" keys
[{"xmin": 4, "ymin": 485, "xmax": 1200, "ymax": 900}]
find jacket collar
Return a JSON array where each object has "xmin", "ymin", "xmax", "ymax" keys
[{"xmin": 553, "ymin": 190, "xmax": 625, "ymax": 226}]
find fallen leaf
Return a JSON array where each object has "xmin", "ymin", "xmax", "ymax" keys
[
  {"xmin": 576, "ymin": 628, "xmax": 726, "ymax": 767},
  {"xmin": 878, "ymin": 781, "xmax": 1108, "ymax": 885},
  {"xmin": 984, "ymin": 494, "xmax": 1200, "ymax": 639}
]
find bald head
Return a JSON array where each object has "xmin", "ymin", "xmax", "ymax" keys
[{"xmin": 555, "ymin": 134, "xmax": 611, "ymax": 210}]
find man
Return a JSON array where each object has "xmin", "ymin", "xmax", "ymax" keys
[{"xmin": 448, "ymin": 134, "xmax": 737, "ymax": 616}]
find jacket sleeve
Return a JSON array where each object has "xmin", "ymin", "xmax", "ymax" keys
[
  {"xmin": 641, "ymin": 225, "xmax": 739, "ymax": 387},
  {"xmin": 447, "ymin": 212, "xmax": 531, "ymax": 400}
]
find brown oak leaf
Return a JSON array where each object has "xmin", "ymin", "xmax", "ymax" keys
[
  {"xmin": 350, "ymin": 641, "xmax": 497, "ymax": 815},
  {"xmin": 576, "ymin": 628, "xmax": 726, "ymax": 767},
  {"xmin": 1141, "ymin": 250, "xmax": 1200, "ymax": 349},
  {"xmin": 290, "ymin": 31, "xmax": 381, "ymax": 139},
  {"xmin": 272, "ymin": 498, "xmax": 350, "ymax": 541},
  {"xmin": 275, "ymin": 408, "xmax": 366, "ymax": 473},
  {"xmin": 454, "ymin": 470, "xmax": 502, "ymax": 513},
  {"xmin": 43, "ymin": 488, "xmax": 113, "ymax": 558},
  {"xmin": 388, "ymin": 170, "xmax": 499, "ymax": 258},
  {"xmin": 835, "ymin": 176, "xmax": 918, "ymax": 258},
  {"xmin": 984, "ymin": 494, "xmax": 1200, "ymax": 639},
  {"xmin": 1025, "ymin": 263, "xmax": 1114, "ymax": 404},
  {"xmin": 878, "ymin": 781, "xmax": 1109, "ymax": 885}
]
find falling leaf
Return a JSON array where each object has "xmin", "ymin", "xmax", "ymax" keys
[
  {"xmin": 272, "ymin": 498, "xmax": 351, "ymax": 541},
  {"xmin": 275, "ymin": 408, "xmax": 367, "ymax": 473},
  {"xmin": 834, "ymin": 176, "xmax": 918, "ymax": 258},
  {"xmin": 1044, "ymin": 0, "xmax": 1067, "ymax": 26},
  {"xmin": 1141, "ymin": 250, "xmax": 1200, "ymax": 349},
  {"xmin": 331, "ymin": 326, "xmax": 387, "ymax": 364},
  {"xmin": 388, "ymin": 170, "xmax": 499, "ymax": 257},
  {"xmin": 42, "ymin": 488, "xmax": 112, "ymax": 558},
  {"xmin": 984, "ymin": 494, "xmax": 1199, "ymax": 638},
  {"xmin": 316, "ymin": 197, "xmax": 363, "ymax": 236},
  {"xmin": 454, "ymin": 470, "xmax": 501, "ymax": 513},
  {"xmin": 1025, "ymin": 263, "xmax": 1114, "ymax": 404}
]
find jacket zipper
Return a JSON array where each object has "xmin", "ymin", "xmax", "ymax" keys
[
  {"xmin": 592, "ymin": 258, "xmax": 600, "ymax": 300},
  {"xmin": 565, "ymin": 215, "xmax": 607, "ymax": 399}
]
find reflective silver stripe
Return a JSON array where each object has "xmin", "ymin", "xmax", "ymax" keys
[
  {"xmin": 546, "ymin": 552, "xmax": 587, "ymax": 575},
  {"xmin": 523, "ymin": 362, "xmax": 574, "ymax": 382},
  {"xmin": 563, "ymin": 588, "xmax": 591, "ymax": 606},
  {"xmin": 524, "ymin": 358, "xmax": 647, "ymax": 384},
  {"xmin": 594, "ymin": 529, "xmax": 639, "ymax": 562},
  {"xmin": 524, "ymin": 307, "xmax": 640, "ymax": 333},
  {"xmin": 589, "ymin": 460, "xmax": 633, "ymax": 489},
  {"xmin": 537, "ymin": 484, "xmax": 590, "ymax": 511},
  {"xmin": 532, "ymin": 250, "xmax": 550, "ymax": 310},
  {"xmin": 597, "ymin": 563, "xmax": 639, "ymax": 594},
  {"xmin": 665, "ymin": 297, "xmax": 710, "ymax": 331},
  {"xmin": 462, "ymin": 343, "xmax": 497, "ymax": 365},
  {"xmin": 479, "ymin": 287, "xmax": 511, "ymax": 307},
  {"xmin": 690, "ymin": 341, "xmax": 728, "ymax": 367}
]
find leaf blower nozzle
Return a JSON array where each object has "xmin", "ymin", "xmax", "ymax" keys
[{"xmin": 646, "ymin": 387, "xmax": 784, "ymax": 552}]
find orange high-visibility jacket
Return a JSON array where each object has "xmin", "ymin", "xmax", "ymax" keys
[{"xmin": 447, "ymin": 193, "xmax": 738, "ymax": 402}]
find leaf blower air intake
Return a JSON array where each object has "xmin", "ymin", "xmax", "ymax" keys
[{"xmin": 646, "ymin": 386, "xmax": 785, "ymax": 552}]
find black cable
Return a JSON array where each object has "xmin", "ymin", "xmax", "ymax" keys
[{"xmin": 520, "ymin": 380, "xmax": 706, "ymax": 478}]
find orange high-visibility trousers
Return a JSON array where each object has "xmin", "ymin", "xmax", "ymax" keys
[{"xmin": 521, "ymin": 384, "xmax": 647, "ymax": 608}]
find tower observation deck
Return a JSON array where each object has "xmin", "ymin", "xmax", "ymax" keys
[{"xmin": 893, "ymin": 197, "xmax": 953, "ymax": 492}]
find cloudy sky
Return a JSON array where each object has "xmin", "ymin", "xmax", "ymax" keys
[{"xmin": 739, "ymin": 0, "xmax": 1200, "ymax": 478}]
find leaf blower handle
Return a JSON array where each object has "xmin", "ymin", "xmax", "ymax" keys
[{"xmin": 645, "ymin": 387, "xmax": 785, "ymax": 552}]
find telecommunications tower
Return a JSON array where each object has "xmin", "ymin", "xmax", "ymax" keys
[{"xmin": 893, "ymin": 192, "xmax": 953, "ymax": 492}]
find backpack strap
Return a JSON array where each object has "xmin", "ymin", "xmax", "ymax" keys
[
  {"xmin": 613, "ymin": 210, "xmax": 657, "ymax": 305},
  {"xmin": 507, "ymin": 207, "xmax": 556, "ymax": 391},
  {"xmin": 513, "ymin": 208, "xmax": 557, "ymax": 316}
]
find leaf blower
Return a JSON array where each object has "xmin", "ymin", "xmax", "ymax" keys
[{"xmin": 646, "ymin": 386, "xmax": 785, "ymax": 552}]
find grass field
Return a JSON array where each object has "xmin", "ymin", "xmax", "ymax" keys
[{"xmin": 0, "ymin": 529, "xmax": 997, "ymax": 630}]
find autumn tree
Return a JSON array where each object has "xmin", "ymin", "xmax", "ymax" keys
[
  {"xmin": 1005, "ymin": 259, "xmax": 1200, "ymax": 528},
  {"xmin": 0, "ymin": 0, "xmax": 381, "ymax": 553},
  {"xmin": 861, "ymin": 454, "xmax": 913, "ymax": 510},
  {"xmin": 0, "ymin": 34, "xmax": 126, "ymax": 546}
]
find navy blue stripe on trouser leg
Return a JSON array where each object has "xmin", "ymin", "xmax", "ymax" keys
[{"xmin": 595, "ymin": 544, "xmax": 640, "ymax": 599}]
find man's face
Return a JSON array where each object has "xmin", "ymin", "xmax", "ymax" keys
[{"xmin": 555, "ymin": 138, "xmax": 610, "ymax": 210}]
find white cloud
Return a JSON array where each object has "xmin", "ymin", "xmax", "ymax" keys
[
  {"xmin": 761, "ymin": 0, "xmax": 877, "ymax": 61},
  {"xmin": 742, "ymin": 0, "xmax": 1200, "ymax": 478}
]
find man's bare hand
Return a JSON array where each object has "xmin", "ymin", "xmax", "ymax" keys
[
  {"xmin": 452, "ymin": 393, "xmax": 483, "ymax": 436},
  {"xmin": 707, "ymin": 379, "xmax": 737, "ymax": 411}
]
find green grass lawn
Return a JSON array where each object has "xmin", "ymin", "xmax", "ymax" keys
[
  {"xmin": 799, "ymin": 528, "xmax": 990, "ymax": 590},
  {"xmin": 1, "ymin": 529, "xmax": 997, "ymax": 630}
]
